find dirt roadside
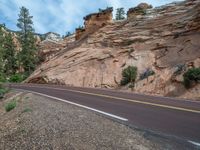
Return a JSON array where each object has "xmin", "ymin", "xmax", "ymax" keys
[{"xmin": 0, "ymin": 91, "xmax": 197, "ymax": 150}]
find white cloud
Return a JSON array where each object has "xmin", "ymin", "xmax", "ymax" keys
[
  {"xmin": 106, "ymin": 0, "xmax": 121, "ymax": 9},
  {"xmin": 0, "ymin": 0, "xmax": 183, "ymax": 35},
  {"xmin": 106, "ymin": 0, "xmax": 122, "ymax": 16}
]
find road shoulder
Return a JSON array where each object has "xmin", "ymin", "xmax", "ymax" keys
[{"xmin": 0, "ymin": 91, "xmax": 197, "ymax": 150}]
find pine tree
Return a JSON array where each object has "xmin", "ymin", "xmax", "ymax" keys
[
  {"xmin": 115, "ymin": 8, "xmax": 125, "ymax": 20},
  {"xmin": 2, "ymin": 32, "xmax": 17, "ymax": 75},
  {"xmin": 17, "ymin": 6, "xmax": 38, "ymax": 75},
  {"xmin": 65, "ymin": 31, "xmax": 71, "ymax": 37}
]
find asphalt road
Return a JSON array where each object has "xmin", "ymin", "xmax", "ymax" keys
[{"xmin": 10, "ymin": 83, "xmax": 200, "ymax": 145}]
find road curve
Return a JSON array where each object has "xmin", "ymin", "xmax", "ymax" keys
[{"xmin": 10, "ymin": 83, "xmax": 200, "ymax": 144}]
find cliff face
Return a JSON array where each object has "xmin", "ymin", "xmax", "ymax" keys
[
  {"xmin": 38, "ymin": 33, "xmax": 73, "ymax": 62},
  {"xmin": 75, "ymin": 7, "xmax": 113, "ymax": 40},
  {"xmin": 27, "ymin": 0, "xmax": 200, "ymax": 100}
]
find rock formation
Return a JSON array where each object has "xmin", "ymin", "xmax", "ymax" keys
[
  {"xmin": 27, "ymin": 0, "xmax": 200, "ymax": 100},
  {"xmin": 75, "ymin": 7, "xmax": 113, "ymax": 40},
  {"xmin": 44, "ymin": 32, "xmax": 62, "ymax": 42},
  {"xmin": 127, "ymin": 3, "xmax": 153, "ymax": 19},
  {"xmin": 75, "ymin": 27, "xmax": 85, "ymax": 41},
  {"xmin": 39, "ymin": 34, "xmax": 75, "ymax": 62}
]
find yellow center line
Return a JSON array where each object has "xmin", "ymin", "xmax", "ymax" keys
[
  {"xmin": 62, "ymin": 88, "xmax": 200, "ymax": 114},
  {"xmin": 14, "ymin": 84, "xmax": 200, "ymax": 114}
]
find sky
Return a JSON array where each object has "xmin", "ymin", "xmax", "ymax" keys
[{"xmin": 0, "ymin": 0, "xmax": 182, "ymax": 35}]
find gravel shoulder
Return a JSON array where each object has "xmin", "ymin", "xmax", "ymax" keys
[{"xmin": 0, "ymin": 91, "xmax": 197, "ymax": 150}]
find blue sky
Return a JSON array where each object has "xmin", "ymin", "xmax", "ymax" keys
[{"xmin": 0, "ymin": 0, "xmax": 182, "ymax": 35}]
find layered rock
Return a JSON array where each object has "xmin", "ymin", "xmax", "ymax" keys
[
  {"xmin": 84, "ymin": 7, "xmax": 113, "ymax": 31},
  {"xmin": 39, "ymin": 34, "xmax": 75, "ymax": 62},
  {"xmin": 75, "ymin": 28, "xmax": 85, "ymax": 41},
  {"xmin": 127, "ymin": 3, "xmax": 153, "ymax": 19},
  {"xmin": 75, "ymin": 7, "xmax": 113, "ymax": 40},
  {"xmin": 27, "ymin": 0, "xmax": 200, "ymax": 100}
]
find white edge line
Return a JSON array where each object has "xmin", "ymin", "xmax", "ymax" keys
[
  {"xmin": 13, "ymin": 84, "xmax": 200, "ymax": 104},
  {"xmin": 188, "ymin": 140, "xmax": 200, "ymax": 147},
  {"xmin": 17, "ymin": 89, "xmax": 128, "ymax": 122}
]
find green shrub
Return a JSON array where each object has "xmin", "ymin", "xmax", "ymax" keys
[
  {"xmin": 0, "ymin": 93, "xmax": 4, "ymax": 99},
  {"xmin": 9, "ymin": 74, "xmax": 26, "ymax": 83},
  {"xmin": 138, "ymin": 9, "xmax": 147, "ymax": 15},
  {"xmin": 183, "ymin": 68, "xmax": 200, "ymax": 88},
  {"xmin": 0, "ymin": 88, "xmax": 7, "ymax": 95},
  {"xmin": 0, "ymin": 84, "xmax": 9, "ymax": 99},
  {"xmin": 5, "ymin": 100, "xmax": 16, "ymax": 112},
  {"xmin": 0, "ymin": 74, "xmax": 7, "ymax": 82},
  {"xmin": 121, "ymin": 66, "xmax": 137, "ymax": 86},
  {"xmin": 0, "ymin": 83, "xmax": 3, "ymax": 89},
  {"xmin": 128, "ymin": 83, "xmax": 135, "ymax": 89},
  {"xmin": 22, "ymin": 108, "xmax": 32, "ymax": 113}
]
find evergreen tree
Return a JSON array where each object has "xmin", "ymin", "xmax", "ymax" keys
[
  {"xmin": 62, "ymin": 31, "xmax": 71, "ymax": 38},
  {"xmin": 99, "ymin": 8, "xmax": 103, "ymax": 12},
  {"xmin": 65, "ymin": 31, "xmax": 71, "ymax": 37},
  {"xmin": 0, "ymin": 26, "xmax": 5, "ymax": 75},
  {"xmin": 115, "ymin": 8, "xmax": 125, "ymax": 20},
  {"xmin": 17, "ymin": 6, "xmax": 38, "ymax": 74},
  {"xmin": 2, "ymin": 32, "xmax": 17, "ymax": 75}
]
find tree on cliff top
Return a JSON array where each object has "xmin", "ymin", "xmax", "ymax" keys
[
  {"xmin": 115, "ymin": 8, "xmax": 125, "ymax": 20},
  {"xmin": 17, "ymin": 6, "xmax": 38, "ymax": 75}
]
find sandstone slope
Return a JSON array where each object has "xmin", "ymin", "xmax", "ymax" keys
[{"xmin": 27, "ymin": 0, "xmax": 200, "ymax": 99}]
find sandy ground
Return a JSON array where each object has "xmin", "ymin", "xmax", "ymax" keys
[{"xmin": 0, "ymin": 91, "xmax": 197, "ymax": 150}]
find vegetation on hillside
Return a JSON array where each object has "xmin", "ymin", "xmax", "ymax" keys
[
  {"xmin": 5, "ymin": 100, "xmax": 17, "ymax": 112},
  {"xmin": 0, "ymin": 25, "xmax": 17, "ymax": 81},
  {"xmin": 115, "ymin": 8, "xmax": 125, "ymax": 20},
  {"xmin": 17, "ymin": 6, "xmax": 38, "ymax": 75},
  {"xmin": 62, "ymin": 31, "xmax": 72, "ymax": 38},
  {"xmin": 183, "ymin": 68, "xmax": 200, "ymax": 88},
  {"xmin": 0, "ymin": 84, "xmax": 9, "ymax": 99},
  {"xmin": 0, "ymin": 6, "xmax": 38, "ymax": 83},
  {"xmin": 121, "ymin": 66, "xmax": 137, "ymax": 87},
  {"xmin": 2, "ymin": 32, "xmax": 18, "ymax": 75}
]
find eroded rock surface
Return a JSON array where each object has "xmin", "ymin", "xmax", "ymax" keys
[
  {"xmin": 127, "ymin": 3, "xmax": 153, "ymax": 19},
  {"xmin": 75, "ymin": 7, "xmax": 113, "ymax": 40},
  {"xmin": 27, "ymin": 0, "xmax": 200, "ymax": 99}
]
